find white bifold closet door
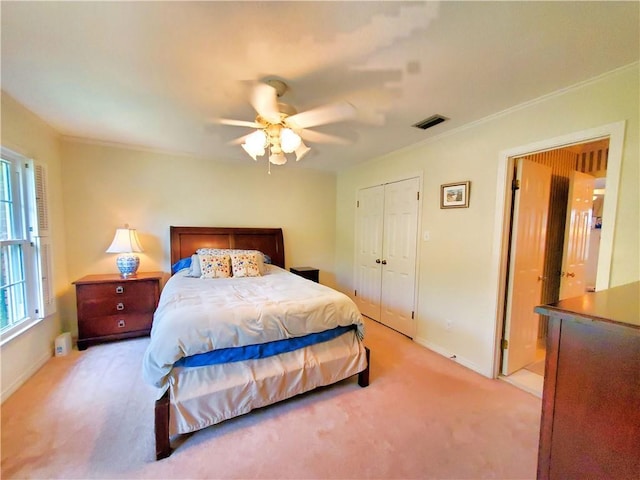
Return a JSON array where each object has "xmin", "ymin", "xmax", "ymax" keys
[{"xmin": 355, "ymin": 177, "xmax": 420, "ymax": 337}]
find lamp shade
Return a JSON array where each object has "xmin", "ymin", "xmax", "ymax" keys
[
  {"xmin": 106, "ymin": 228, "xmax": 144, "ymax": 253},
  {"xmin": 106, "ymin": 228, "xmax": 143, "ymax": 277}
]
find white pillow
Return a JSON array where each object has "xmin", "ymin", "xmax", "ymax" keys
[{"xmin": 188, "ymin": 254, "xmax": 202, "ymax": 277}]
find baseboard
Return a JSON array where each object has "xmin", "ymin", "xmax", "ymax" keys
[
  {"xmin": 1, "ymin": 350, "xmax": 52, "ymax": 404},
  {"xmin": 413, "ymin": 336, "xmax": 492, "ymax": 378}
]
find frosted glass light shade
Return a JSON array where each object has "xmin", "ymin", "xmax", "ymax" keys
[
  {"xmin": 269, "ymin": 152, "xmax": 287, "ymax": 165},
  {"xmin": 280, "ymin": 128, "xmax": 301, "ymax": 153},
  {"xmin": 295, "ymin": 142, "xmax": 311, "ymax": 162},
  {"xmin": 244, "ymin": 130, "xmax": 267, "ymax": 155}
]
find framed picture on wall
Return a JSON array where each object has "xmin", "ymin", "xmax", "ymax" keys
[{"xmin": 440, "ymin": 181, "xmax": 470, "ymax": 208}]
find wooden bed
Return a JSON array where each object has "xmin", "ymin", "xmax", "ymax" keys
[{"xmin": 153, "ymin": 226, "xmax": 370, "ymax": 459}]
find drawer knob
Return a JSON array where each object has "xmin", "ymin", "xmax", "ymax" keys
[
  {"xmin": 117, "ymin": 319, "xmax": 126, "ymax": 328},
  {"xmin": 115, "ymin": 286, "xmax": 124, "ymax": 294},
  {"xmin": 116, "ymin": 302, "xmax": 125, "ymax": 311}
]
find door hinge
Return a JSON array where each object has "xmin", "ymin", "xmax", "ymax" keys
[
  {"xmin": 354, "ymin": 290, "xmax": 357, "ymax": 297},
  {"xmin": 411, "ymin": 311, "xmax": 414, "ymax": 319},
  {"xmin": 417, "ymin": 191, "xmax": 420, "ymax": 201},
  {"xmin": 356, "ymin": 200, "xmax": 359, "ymax": 208},
  {"xmin": 501, "ymin": 339, "xmax": 508, "ymax": 350},
  {"xmin": 512, "ymin": 179, "xmax": 520, "ymax": 191}
]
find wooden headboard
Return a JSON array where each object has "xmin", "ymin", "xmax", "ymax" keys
[{"xmin": 170, "ymin": 226, "xmax": 285, "ymax": 268}]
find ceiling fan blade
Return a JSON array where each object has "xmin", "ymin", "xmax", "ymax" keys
[
  {"xmin": 299, "ymin": 129, "xmax": 351, "ymax": 145},
  {"xmin": 227, "ymin": 133, "xmax": 252, "ymax": 146},
  {"xmin": 251, "ymin": 83, "xmax": 281, "ymax": 124},
  {"xmin": 217, "ymin": 118, "xmax": 262, "ymax": 128},
  {"xmin": 286, "ymin": 102, "xmax": 356, "ymax": 129}
]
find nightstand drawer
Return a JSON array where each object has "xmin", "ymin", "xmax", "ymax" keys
[
  {"xmin": 76, "ymin": 280, "xmax": 155, "ymax": 302},
  {"xmin": 79, "ymin": 313, "xmax": 153, "ymax": 338},
  {"xmin": 77, "ymin": 290, "xmax": 156, "ymax": 318}
]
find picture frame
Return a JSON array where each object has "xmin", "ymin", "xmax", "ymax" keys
[{"xmin": 440, "ymin": 181, "xmax": 470, "ymax": 209}]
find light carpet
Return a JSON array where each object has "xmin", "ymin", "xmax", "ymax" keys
[{"xmin": 1, "ymin": 319, "xmax": 541, "ymax": 479}]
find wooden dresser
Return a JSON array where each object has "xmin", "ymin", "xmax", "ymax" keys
[
  {"xmin": 74, "ymin": 272, "xmax": 163, "ymax": 350},
  {"xmin": 534, "ymin": 281, "xmax": 640, "ymax": 479}
]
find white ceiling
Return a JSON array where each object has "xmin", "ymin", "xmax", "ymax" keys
[{"xmin": 2, "ymin": 1, "xmax": 638, "ymax": 172}]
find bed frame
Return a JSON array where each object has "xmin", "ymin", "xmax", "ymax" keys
[
  {"xmin": 154, "ymin": 226, "xmax": 370, "ymax": 459},
  {"xmin": 170, "ymin": 226, "xmax": 286, "ymax": 268}
]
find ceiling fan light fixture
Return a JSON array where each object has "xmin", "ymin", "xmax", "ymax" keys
[
  {"xmin": 244, "ymin": 129, "xmax": 267, "ymax": 153},
  {"xmin": 223, "ymin": 79, "xmax": 355, "ymax": 170},
  {"xmin": 241, "ymin": 143, "xmax": 262, "ymax": 160},
  {"xmin": 280, "ymin": 128, "xmax": 301, "ymax": 153},
  {"xmin": 295, "ymin": 142, "xmax": 311, "ymax": 162},
  {"xmin": 269, "ymin": 152, "xmax": 287, "ymax": 165}
]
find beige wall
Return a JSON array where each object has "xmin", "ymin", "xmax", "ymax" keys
[
  {"xmin": 0, "ymin": 94, "xmax": 68, "ymax": 402},
  {"xmin": 2, "ymin": 64, "xmax": 638, "ymax": 400},
  {"xmin": 335, "ymin": 64, "xmax": 639, "ymax": 377},
  {"xmin": 59, "ymin": 140, "xmax": 337, "ymax": 337}
]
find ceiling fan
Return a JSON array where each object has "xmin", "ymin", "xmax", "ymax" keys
[{"xmin": 216, "ymin": 79, "xmax": 356, "ymax": 166}]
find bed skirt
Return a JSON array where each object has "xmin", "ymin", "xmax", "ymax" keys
[{"xmin": 163, "ymin": 330, "xmax": 368, "ymax": 437}]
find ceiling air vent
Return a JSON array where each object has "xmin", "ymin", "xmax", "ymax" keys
[{"xmin": 412, "ymin": 114, "xmax": 448, "ymax": 130}]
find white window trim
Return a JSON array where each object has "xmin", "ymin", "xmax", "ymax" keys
[{"xmin": 0, "ymin": 147, "xmax": 54, "ymax": 346}]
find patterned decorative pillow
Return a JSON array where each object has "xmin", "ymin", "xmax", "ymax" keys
[
  {"xmin": 230, "ymin": 252, "xmax": 262, "ymax": 278},
  {"xmin": 198, "ymin": 253, "xmax": 231, "ymax": 278},
  {"xmin": 197, "ymin": 248, "xmax": 265, "ymax": 274}
]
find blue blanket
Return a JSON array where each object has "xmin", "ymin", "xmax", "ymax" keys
[{"xmin": 174, "ymin": 325, "xmax": 355, "ymax": 368}]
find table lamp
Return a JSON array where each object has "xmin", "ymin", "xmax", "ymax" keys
[{"xmin": 106, "ymin": 226, "xmax": 144, "ymax": 277}]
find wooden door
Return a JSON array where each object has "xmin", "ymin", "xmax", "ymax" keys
[
  {"xmin": 354, "ymin": 185, "xmax": 384, "ymax": 320},
  {"xmin": 502, "ymin": 159, "xmax": 552, "ymax": 375},
  {"xmin": 559, "ymin": 171, "xmax": 594, "ymax": 300},
  {"xmin": 379, "ymin": 178, "xmax": 420, "ymax": 337}
]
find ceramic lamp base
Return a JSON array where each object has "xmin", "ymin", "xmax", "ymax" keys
[{"xmin": 116, "ymin": 254, "xmax": 140, "ymax": 277}]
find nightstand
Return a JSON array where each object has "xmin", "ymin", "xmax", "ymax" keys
[
  {"xmin": 73, "ymin": 272, "xmax": 163, "ymax": 350},
  {"xmin": 290, "ymin": 266, "xmax": 319, "ymax": 283}
]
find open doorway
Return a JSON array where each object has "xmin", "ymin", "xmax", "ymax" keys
[
  {"xmin": 491, "ymin": 121, "xmax": 625, "ymax": 394},
  {"xmin": 499, "ymin": 138, "xmax": 609, "ymax": 396}
]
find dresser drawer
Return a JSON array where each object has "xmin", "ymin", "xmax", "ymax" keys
[{"xmin": 79, "ymin": 313, "xmax": 153, "ymax": 338}]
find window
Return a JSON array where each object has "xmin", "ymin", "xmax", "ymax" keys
[{"xmin": 0, "ymin": 147, "xmax": 54, "ymax": 343}]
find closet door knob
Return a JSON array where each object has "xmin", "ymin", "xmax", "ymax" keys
[
  {"xmin": 375, "ymin": 259, "xmax": 381, "ymax": 264},
  {"xmin": 381, "ymin": 260, "xmax": 387, "ymax": 265}
]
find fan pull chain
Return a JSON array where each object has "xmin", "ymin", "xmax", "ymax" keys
[{"xmin": 267, "ymin": 144, "xmax": 271, "ymax": 174}]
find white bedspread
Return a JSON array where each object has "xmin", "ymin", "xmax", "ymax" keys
[{"xmin": 142, "ymin": 265, "xmax": 364, "ymax": 389}]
